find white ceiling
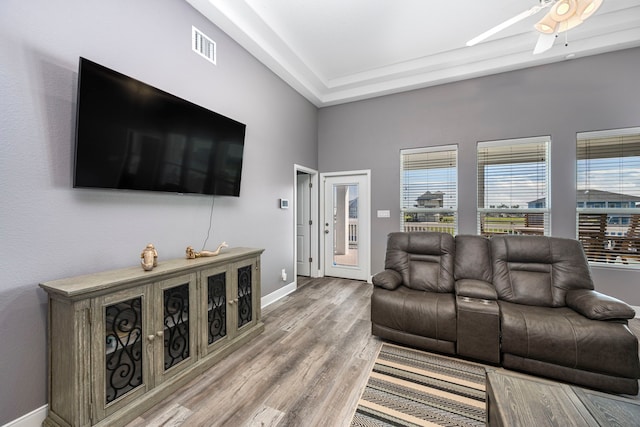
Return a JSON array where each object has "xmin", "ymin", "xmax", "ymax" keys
[{"xmin": 186, "ymin": 0, "xmax": 640, "ymax": 107}]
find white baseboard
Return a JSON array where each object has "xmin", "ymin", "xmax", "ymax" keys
[
  {"xmin": 2, "ymin": 405, "xmax": 47, "ymax": 427},
  {"xmin": 261, "ymin": 281, "xmax": 297, "ymax": 308}
]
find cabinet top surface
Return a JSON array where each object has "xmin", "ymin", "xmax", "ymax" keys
[{"xmin": 39, "ymin": 247, "xmax": 264, "ymax": 298}]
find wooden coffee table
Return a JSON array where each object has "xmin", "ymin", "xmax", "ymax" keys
[{"xmin": 486, "ymin": 369, "xmax": 640, "ymax": 426}]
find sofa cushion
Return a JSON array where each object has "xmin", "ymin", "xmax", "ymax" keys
[
  {"xmin": 371, "ymin": 286, "xmax": 457, "ymax": 342},
  {"xmin": 492, "ymin": 235, "xmax": 594, "ymax": 307},
  {"xmin": 454, "ymin": 234, "xmax": 492, "ymax": 282},
  {"xmin": 499, "ymin": 301, "xmax": 640, "ymax": 379},
  {"xmin": 566, "ymin": 289, "xmax": 636, "ymax": 320},
  {"xmin": 384, "ymin": 232, "xmax": 455, "ymax": 293}
]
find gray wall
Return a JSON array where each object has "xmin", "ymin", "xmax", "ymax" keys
[
  {"xmin": 0, "ymin": 0, "xmax": 317, "ymax": 423},
  {"xmin": 318, "ymin": 47, "xmax": 640, "ymax": 305}
]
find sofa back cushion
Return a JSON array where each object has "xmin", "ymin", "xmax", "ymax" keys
[
  {"xmin": 454, "ymin": 235, "xmax": 492, "ymax": 282},
  {"xmin": 491, "ymin": 235, "xmax": 594, "ymax": 307},
  {"xmin": 384, "ymin": 232, "xmax": 455, "ymax": 293}
]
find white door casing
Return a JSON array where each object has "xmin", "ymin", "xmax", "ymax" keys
[
  {"xmin": 296, "ymin": 172, "xmax": 311, "ymax": 276},
  {"xmin": 294, "ymin": 165, "xmax": 319, "ymax": 280}
]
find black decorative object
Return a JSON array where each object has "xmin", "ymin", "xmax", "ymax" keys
[
  {"xmin": 105, "ymin": 297, "xmax": 143, "ymax": 404},
  {"xmin": 237, "ymin": 265, "xmax": 252, "ymax": 328},
  {"xmin": 163, "ymin": 283, "xmax": 190, "ymax": 370},
  {"xmin": 207, "ymin": 272, "xmax": 227, "ymax": 344}
]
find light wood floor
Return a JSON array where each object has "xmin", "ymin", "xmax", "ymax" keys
[
  {"xmin": 127, "ymin": 276, "xmax": 381, "ymax": 427},
  {"xmin": 128, "ymin": 277, "xmax": 640, "ymax": 426}
]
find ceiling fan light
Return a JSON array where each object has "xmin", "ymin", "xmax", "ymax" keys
[
  {"xmin": 536, "ymin": 23, "xmax": 556, "ymax": 34},
  {"xmin": 557, "ymin": 3, "xmax": 571, "ymax": 15},
  {"xmin": 550, "ymin": 0, "xmax": 578, "ymax": 21},
  {"xmin": 578, "ymin": 0, "xmax": 603, "ymax": 20},
  {"xmin": 535, "ymin": 14, "xmax": 558, "ymax": 34}
]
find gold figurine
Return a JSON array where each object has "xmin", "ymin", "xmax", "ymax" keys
[
  {"xmin": 186, "ymin": 241, "xmax": 228, "ymax": 259},
  {"xmin": 140, "ymin": 244, "xmax": 158, "ymax": 271}
]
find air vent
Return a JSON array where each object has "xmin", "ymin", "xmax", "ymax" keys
[{"xmin": 192, "ymin": 26, "xmax": 216, "ymax": 65}]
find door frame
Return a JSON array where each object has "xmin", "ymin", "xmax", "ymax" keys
[
  {"xmin": 294, "ymin": 164, "xmax": 319, "ymax": 280},
  {"xmin": 319, "ymin": 170, "xmax": 371, "ymax": 280}
]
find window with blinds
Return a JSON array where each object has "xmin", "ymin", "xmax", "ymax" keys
[
  {"xmin": 576, "ymin": 127, "xmax": 640, "ymax": 266},
  {"xmin": 477, "ymin": 136, "xmax": 550, "ymax": 236},
  {"xmin": 400, "ymin": 145, "xmax": 457, "ymax": 234}
]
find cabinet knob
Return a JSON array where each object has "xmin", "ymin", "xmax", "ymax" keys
[
  {"xmin": 156, "ymin": 331, "xmax": 164, "ymax": 337},
  {"xmin": 147, "ymin": 335, "xmax": 155, "ymax": 342}
]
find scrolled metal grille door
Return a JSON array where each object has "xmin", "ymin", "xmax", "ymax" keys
[
  {"xmin": 237, "ymin": 265, "xmax": 252, "ymax": 328},
  {"xmin": 105, "ymin": 297, "xmax": 143, "ymax": 404},
  {"xmin": 207, "ymin": 273, "xmax": 227, "ymax": 344},
  {"xmin": 163, "ymin": 283, "xmax": 190, "ymax": 370}
]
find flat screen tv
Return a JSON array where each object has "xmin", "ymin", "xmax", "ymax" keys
[{"xmin": 74, "ymin": 57, "xmax": 246, "ymax": 196}]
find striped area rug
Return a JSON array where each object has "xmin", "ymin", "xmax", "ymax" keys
[{"xmin": 351, "ymin": 343, "xmax": 487, "ymax": 427}]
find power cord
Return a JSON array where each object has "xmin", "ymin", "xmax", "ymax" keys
[{"xmin": 201, "ymin": 195, "xmax": 215, "ymax": 251}]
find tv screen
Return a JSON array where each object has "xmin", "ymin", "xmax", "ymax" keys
[{"xmin": 74, "ymin": 57, "xmax": 246, "ymax": 196}]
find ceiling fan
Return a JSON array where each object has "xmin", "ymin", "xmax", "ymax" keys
[{"xmin": 466, "ymin": 0, "xmax": 604, "ymax": 54}]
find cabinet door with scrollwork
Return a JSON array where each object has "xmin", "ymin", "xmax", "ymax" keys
[
  {"xmin": 200, "ymin": 265, "xmax": 231, "ymax": 356},
  {"xmin": 232, "ymin": 258, "xmax": 259, "ymax": 335},
  {"xmin": 153, "ymin": 273, "xmax": 198, "ymax": 385},
  {"xmin": 91, "ymin": 285, "xmax": 152, "ymax": 421}
]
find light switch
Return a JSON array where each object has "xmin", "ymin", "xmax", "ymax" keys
[{"xmin": 377, "ymin": 210, "xmax": 391, "ymax": 218}]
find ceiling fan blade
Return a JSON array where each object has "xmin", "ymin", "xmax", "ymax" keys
[
  {"xmin": 533, "ymin": 32, "xmax": 557, "ymax": 54},
  {"xmin": 466, "ymin": 3, "xmax": 550, "ymax": 47}
]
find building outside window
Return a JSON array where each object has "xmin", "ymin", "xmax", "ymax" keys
[
  {"xmin": 477, "ymin": 136, "xmax": 550, "ymax": 236},
  {"xmin": 400, "ymin": 145, "xmax": 457, "ymax": 234},
  {"xmin": 577, "ymin": 127, "xmax": 640, "ymax": 266}
]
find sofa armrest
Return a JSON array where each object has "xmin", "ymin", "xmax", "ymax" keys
[
  {"xmin": 566, "ymin": 289, "xmax": 636, "ymax": 320},
  {"xmin": 372, "ymin": 270, "xmax": 403, "ymax": 290},
  {"xmin": 455, "ymin": 279, "xmax": 497, "ymax": 300}
]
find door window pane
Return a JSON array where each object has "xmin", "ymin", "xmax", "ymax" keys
[{"xmin": 333, "ymin": 184, "xmax": 359, "ymax": 267}]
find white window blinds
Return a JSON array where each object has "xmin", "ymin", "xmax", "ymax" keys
[
  {"xmin": 400, "ymin": 145, "xmax": 457, "ymax": 234},
  {"xmin": 576, "ymin": 127, "xmax": 640, "ymax": 266},
  {"xmin": 477, "ymin": 136, "xmax": 550, "ymax": 236}
]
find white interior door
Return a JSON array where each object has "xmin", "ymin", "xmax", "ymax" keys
[
  {"xmin": 322, "ymin": 172, "xmax": 370, "ymax": 281},
  {"xmin": 296, "ymin": 172, "xmax": 311, "ymax": 276}
]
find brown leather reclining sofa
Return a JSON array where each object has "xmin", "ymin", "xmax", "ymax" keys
[{"xmin": 371, "ymin": 232, "xmax": 640, "ymax": 395}]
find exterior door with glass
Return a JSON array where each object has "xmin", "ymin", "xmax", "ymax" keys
[{"xmin": 322, "ymin": 172, "xmax": 370, "ymax": 281}]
